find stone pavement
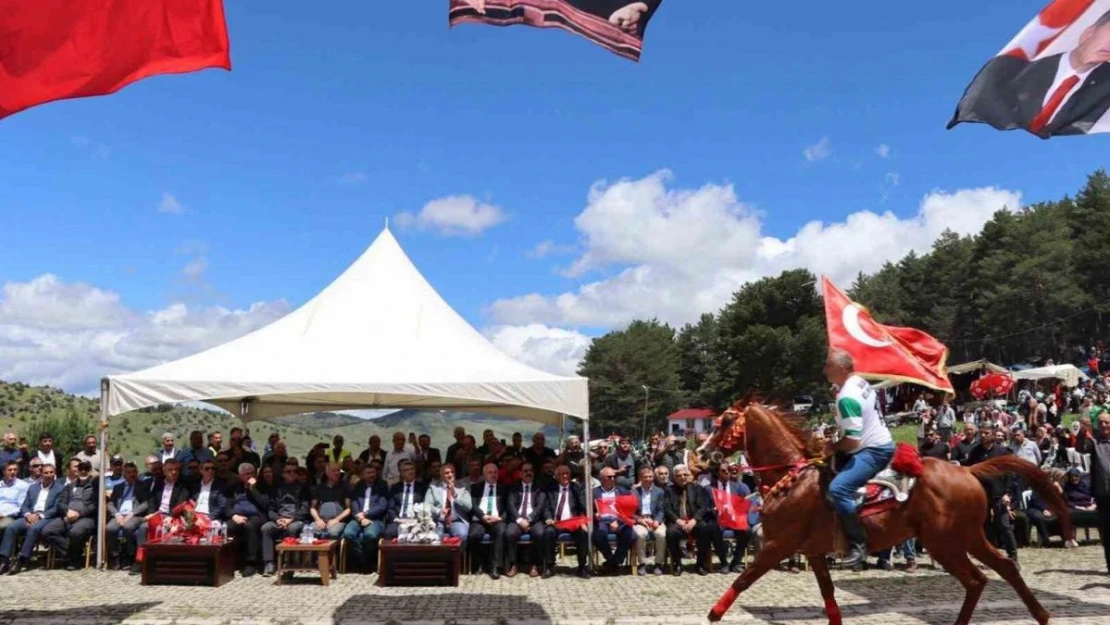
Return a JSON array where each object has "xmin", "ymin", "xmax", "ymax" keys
[{"xmin": 1, "ymin": 546, "xmax": 1108, "ymax": 625}]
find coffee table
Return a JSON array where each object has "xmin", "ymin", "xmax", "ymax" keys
[
  {"xmin": 378, "ymin": 541, "xmax": 461, "ymax": 587},
  {"xmin": 275, "ymin": 540, "xmax": 339, "ymax": 586},
  {"xmin": 141, "ymin": 539, "xmax": 236, "ymax": 587}
]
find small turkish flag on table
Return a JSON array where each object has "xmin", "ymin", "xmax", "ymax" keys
[{"xmin": 0, "ymin": 0, "xmax": 231, "ymax": 120}]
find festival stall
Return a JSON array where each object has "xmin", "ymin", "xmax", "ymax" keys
[{"xmin": 95, "ymin": 227, "xmax": 590, "ymax": 569}]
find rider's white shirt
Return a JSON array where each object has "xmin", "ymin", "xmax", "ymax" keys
[{"xmin": 835, "ymin": 375, "xmax": 893, "ymax": 454}]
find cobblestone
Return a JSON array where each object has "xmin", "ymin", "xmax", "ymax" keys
[{"xmin": 0, "ymin": 547, "xmax": 1108, "ymax": 624}]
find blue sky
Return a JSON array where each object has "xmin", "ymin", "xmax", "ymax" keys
[{"xmin": 0, "ymin": 0, "xmax": 1106, "ymax": 392}]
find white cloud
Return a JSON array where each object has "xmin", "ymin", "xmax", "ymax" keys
[
  {"xmin": 158, "ymin": 192, "xmax": 184, "ymax": 215},
  {"xmin": 0, "ymin": 274, "xmax": 287, "ymax": 394},
  {"xmin": 488, "ymin": 170, "xmax": 1020, "ymax": 330},
  {"xmin": 485, "ymin": 324, "xmax": 591, "ymax": 377},
  {"xmin": 876, "ymin": 144, "xmax": 891, "ymax": 159},
  {"xmin": 528, "ymin": 240, "xmax": 575, "ymax": 259},
  {"xmin": 803, "ymin": 137, "xmax": 832, "ymax": 162},
  {"xmin": 394, "ymin": 195, "xmax": 507, "ymax": 237},
  {"xmin": 340, "ymin": 172, "xmax": 368, "ymax": 185},
  {"xmin": 886, "ymin": 172, "xmax": 900, "ymax": 186}
]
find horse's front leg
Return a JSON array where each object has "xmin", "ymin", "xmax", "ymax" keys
[
  {"xmin": 707, "ymin": 539, "xmax": 799, "ymax": 622},
  {"xmin": 809, "ymin": 554, "xmax": 842, "ymax": 625}
]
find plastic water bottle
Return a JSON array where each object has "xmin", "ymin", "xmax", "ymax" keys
[{"xmin": 300, "ymin": 524, "xmax": 312, "ymax": 544}]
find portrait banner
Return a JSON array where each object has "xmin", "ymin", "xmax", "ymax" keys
[
  {"xmin": 948, "ymin": 0, "xmax": 1110, "ymax": 138},
  {"xmin": 448, "ymin": 0, "xmax": 663, "ymax": 62}
]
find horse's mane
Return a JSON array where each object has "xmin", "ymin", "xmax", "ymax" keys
[{"xmin": 731, "ymin": 400, "xmax": 819, "ymax": 457}]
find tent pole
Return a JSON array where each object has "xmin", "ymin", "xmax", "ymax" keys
[
  {"xmin": 582, "ymin": 416, "xmax": 593, "ymax": 569},
  {"xmin": 96, "ymin": 379, "xmax": 109, "ymax": 570},
  {"xmin": 558, "ymin": 414, "xmax": 565, "ymax": 451}
]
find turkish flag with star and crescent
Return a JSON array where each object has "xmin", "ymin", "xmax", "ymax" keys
[{"xmin": 822, "ymin": 276, "xmax": 953, "ymax": 393}]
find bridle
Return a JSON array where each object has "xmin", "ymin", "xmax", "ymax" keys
[{"xmin": 710, "ymin": 405, "xmax": 824, "ymax": 498}]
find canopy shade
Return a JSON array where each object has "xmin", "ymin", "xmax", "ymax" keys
[
  {"xmin": 104, "ymin": 227, "xmax": 589, "ymax": 426},
  {"xmin": 1010, "ymin": 364, "xmax": 1087, "ymax": 388},
  {"xmin": 947, "ymin": 359, "xmax": 1009, "ymax": 376}
]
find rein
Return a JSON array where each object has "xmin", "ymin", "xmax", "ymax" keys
[{"xmin": 725, "ymin": 408, "xmax": 824, "ymax": 499}]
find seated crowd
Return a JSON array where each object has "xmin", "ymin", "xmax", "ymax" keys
[{"xmin": 0, "ymin": 426, "xmax": 756, "ymax": 579}]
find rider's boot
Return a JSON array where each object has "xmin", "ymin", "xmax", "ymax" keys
[{"xmin": 837, "ymin": 510, "xmax": 868, "ymax": 569}]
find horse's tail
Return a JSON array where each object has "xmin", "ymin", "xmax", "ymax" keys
[{"xmin": 967, "ymin": 456, "xmax": 1072, "ymax": 539}]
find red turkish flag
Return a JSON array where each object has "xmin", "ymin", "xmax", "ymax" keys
[
  {"xmin": 822, "ymin": 276, "xmax": 953, "ymax": 393},
  {"xmin": 594, "ymin": 494, "xmax": 639, "ymax": 526},
  {"xmin": 711, "ymin": 488, "xmax": 751, "ymax": 532},
  {"xmin": 0, "ymin": 0, "xmax": 231, "ymax": 120}
]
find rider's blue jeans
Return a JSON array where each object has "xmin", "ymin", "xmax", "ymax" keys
[{"xmin": 828, "ymin": 443, "xmax": 896, "ymax": 517}]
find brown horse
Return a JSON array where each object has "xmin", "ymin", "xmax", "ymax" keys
[{"xmin": 697, "ymin": 402, "xmax": 1072, "ymax": 625}]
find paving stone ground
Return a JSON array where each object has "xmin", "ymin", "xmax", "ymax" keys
[{"xmin": 0, "ymin": 546, "xmax": 1108, "ymax": 625}]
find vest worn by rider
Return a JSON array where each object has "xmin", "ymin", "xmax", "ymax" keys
[{"xmin": 835, "ymin": 375, "xmax": 893, "ymax": 453}]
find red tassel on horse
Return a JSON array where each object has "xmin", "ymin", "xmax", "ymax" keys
[{"xmin": 890, "ymin": 442, "xmax": 923, "ymax": 478}]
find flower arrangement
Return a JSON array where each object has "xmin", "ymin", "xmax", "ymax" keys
[{"xmin": 396, "ymin": 503, "xmax": 441, "ymax": 544}]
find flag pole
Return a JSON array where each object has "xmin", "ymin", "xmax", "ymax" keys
[{"xmin": 96, "ymin": 379, "xmax": 109, "ymax": 570}]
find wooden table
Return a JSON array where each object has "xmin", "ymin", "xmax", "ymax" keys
[
  {"xmin": 378, "ymin": 541, "xmax": 461, "ymax": 587},
  {"xmin": 275, "ymin": 540, "xmax": 339, "ymax": 586},
  {"xmin": 141, "ymin": 539, "xmax": 236, "ymax": 587}
]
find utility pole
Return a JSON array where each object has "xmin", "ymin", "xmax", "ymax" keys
[{"xmin": 641, "ymin": 385, "xmax": 650, "ymax": 442}]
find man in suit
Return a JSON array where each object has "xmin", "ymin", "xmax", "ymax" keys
[
  {"xmin": 343, "ymin": 463, "xmax": 389, "ymax": 572},
  {"xmin": 382, "ymin": 460, "xmax": 430, "ymax": 539},
  {"xmin": 106, "ymin": 462, "xmax": 150, "ymax": 572},
  {"xmin": 154, "ymin": 432, "xmax": 181, "ymax": 464},
  {"xmin": 950, "ymin": 9, "xmax": 1110, "ymax": 138},
  {"xmin": 468, "ymin": 462, "xmax": 507, "ymax": 579},
  {"xmin": 224, "ymin": 462, "xmax": 269, "ymax": 577},
  {"xmin": 592, "ymin": 467, "xmax": 634, "ymax": 575},
  {"xmin": 1, "ymin": 463, "xmax": 64, "ymax": 574},
  {"xmin": 503, "ymin": 462, "xmax": 547, "ymax": 577},
  {"xmin": 137, "ymin": 459, "xmax": 191, "ymax": 554},
  {"xmin": 261, "ymin": 464, "xmax": 310, "ymax": 576},
  {"xmin": 664, "ymin": 464, "xmax": 717, "ymax": 575},
  {"xmin": 632, "ymin": 465, "xmax": 666, "ymax": 575},
  {"xmin": 708, "ymin": 462, "xmax": 749, "ymax": 574},
  {"xmin": 41, "ymin": 460, "xmax": 98, "ymax": 570},
  {"xmin": 191, "ymin": 460, "xmax": 227, "ymax": 522},
  {"xmin": 543, "ymin": 464, "xmax": 590, "ymax": 579},
  {"xmin": 426, "ymin": 462, "xmax": 472, "ymax": 552}
]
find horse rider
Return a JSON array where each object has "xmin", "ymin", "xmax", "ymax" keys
[{"xmin": 822, "ymin": 349, "xmax": 896, "ymax": 568}]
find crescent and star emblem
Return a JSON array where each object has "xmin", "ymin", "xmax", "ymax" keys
[{"xmin": 842, "ymin": 303, "xmax": 892, "ymax": 348}]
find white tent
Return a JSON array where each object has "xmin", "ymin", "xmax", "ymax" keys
[
  {"xmin": 96, "ymin": 226, "xmax": 590, "ymax": 566},
  {"xmin": 1011, "ymin": 364, "xmax": 1087, "ymax": 388},
  {"xmin": 102, "ymin": 227, "xmax": 588, "ymax": 424}
]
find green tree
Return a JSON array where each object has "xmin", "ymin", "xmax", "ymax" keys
[
  {"xmin": 23, "ymin": 407, "xmax": 94, "ymax": 459},
  {"xmin": 578, "ymin": 319, "xmax": 682, "ymax": 438}
]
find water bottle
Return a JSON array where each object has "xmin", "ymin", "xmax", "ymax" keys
[{"xmin": 300, "ymin": 524, "xmax": 311, "ymax": 544}]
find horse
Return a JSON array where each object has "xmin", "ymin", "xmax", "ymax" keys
[{"xmin": 696, "ymin": 401, "xmax": 1072, "ymax": 625}]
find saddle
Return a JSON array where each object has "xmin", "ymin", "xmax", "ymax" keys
[{"xmin": 831, "ymin": 443, "xmax": 921, "ymax": 518}]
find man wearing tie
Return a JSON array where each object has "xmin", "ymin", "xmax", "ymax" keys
[
  {"xmin": 504, "ymin": 462, "xmax": 547, "ymax": 577},
  {"xmin": 343, "ymin": 463, "xmax": 389, "ymax": 573},
  {"xmin": 106, "ymin": 462, "xmax": 150, "ymax": 573},
  {"xmin": 709, "ymin": 461, "xmax": 749, "ymax": 574},
  {"xmin": 426, "ymin": 463, "xmax": 472, "ymax": 550},
  {"xmin": 468, "ymin": 462, "xmax": 506, "ymax": 579},
  {"xmin": 632, "ymin": 466, "xmax": 666, "ymax": 576},
  {"xmin": 592, "ymin": 467, "xmax": 634, "ymax": 575},
  {"xmin": 543, "ymin": 464, "xmax": 590, "ymax": 579},
  {"xmin": 383, "ymin": 460, "xmax": 429, "ymax": 540}
]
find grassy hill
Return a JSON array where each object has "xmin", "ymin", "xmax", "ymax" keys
[{"xmin": 0, "ymin": 380, "xmax": 569, "ymax": 463}]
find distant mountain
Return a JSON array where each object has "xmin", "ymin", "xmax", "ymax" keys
[{"xmin": 264, "ymin": 412, "xmax": 366, "ymax": 430}]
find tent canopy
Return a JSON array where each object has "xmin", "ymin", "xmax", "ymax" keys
[
  {"xmin": 1011, "ymin": 364, "xmax": 1087, "ymax": 388},
  {"xmin": 104, "ymin": 227, "xmax": 589, "ymax": 426},
  {"xmin": 947, "ymin": 359, "xmax": 1009, "ymax": 375}
]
